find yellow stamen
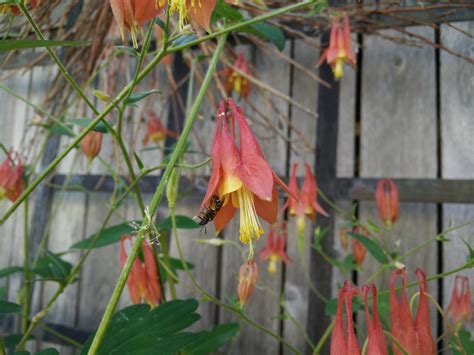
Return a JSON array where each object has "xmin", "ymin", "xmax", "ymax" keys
[{"xmin": 235, "ymin": 186, "xmax": 264, "ymax": 244}]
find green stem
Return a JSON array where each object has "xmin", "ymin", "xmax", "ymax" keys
[
  {"xmin": 160, "ymin": 232, "xmax": 177, "ymax": 300},
  {"xmin": 1, "ymin": 0, "xmax": 316, "ymax": 225},
  {"xmin": 0, "ymin": 335, "xmax": 5, "ymax": 355},
  {"xmin": 21, "ymin": 198, "xmax": 30, "ymax": 334},
  {"xmin": 87, "ymin": 33, "xmax": 229, "ymax": 355},
  {"xmin": 312, "ymin": 319, "xmax": 334, "ymax": 354},
  {"xmin": 42, "ymin": 324, "xmax": 83, "ymax": 349}
]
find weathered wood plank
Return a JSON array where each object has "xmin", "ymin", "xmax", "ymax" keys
[
  {"xmin": 359, "ymin": 26, "xmax": 438, "ymax": 332},
  {"xmin": 284, "ymin": 39, "xmax": 319, "ymax": 355},
  {"xmin": 219, "ymin": 41, "xmax": 291, "ymax": 354},
  {"xmin": 440, "ymin": 21, "xmax": 474, "ymax": 336}
]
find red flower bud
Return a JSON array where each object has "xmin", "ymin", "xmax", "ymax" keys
[
  {"xmin": 352, "ymin": 226, "xmax": 369, "ymax": 266},
  {"xmin": 0, "ymin": 151, "xmax": 25, "ymax": 203},
  {"xmin": 375, "ymin": 179, "xmax": 399, "ymax": 228},
  {"xmin": 237, "ymin": 259, "xmax": 258, "ymax": 306},
  {"xmin": 81, "ymin": 131, "xmax": 103, "ymax": 162}
]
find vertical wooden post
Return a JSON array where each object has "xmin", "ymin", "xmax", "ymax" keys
[{"xmin": 306, "ymin": 30, "xmax": 340, "ymax": 353}]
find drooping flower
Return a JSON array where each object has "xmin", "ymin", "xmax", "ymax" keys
[
  {"xmin": 446, "ymin": 275, "xmax": 472, "ymax": 328},
  {"xmin": 362, "ymin": 284, "xmax": 388, "ymax": 355},
  {"xmin": 142, "ymin": 112, "xmax": 177, "ymax": 145},
  {"xmin": 0, "ymin": 151, "xmax": 25, "ymax": 203},
  {"xmin": 224, "ymin": 53, "xmax": 251, "ymax": 99},
  {"xmin": 120, "ymin": 236, "xmax": 162, "ymax": 306},
  {"xmin": 330, "ymin": 280, "xmax": 361, "ymax": 355},
  {"xmin": 199, "ymin": 99, "xmax": 294, "ymax": 256},
  {"xmin": 81, "ymin": 131, "xmax": 103, "ymax": 163},
  {"xmin": 352, "ymin": 226, "xmax": 369, "ymax": 267},
  {"xmin": 109, "ymin": 0, "xmax": 161, "ymax": 48},
  {"xmin": 259, "ymin": 223, "xmax": 290, "ymax": 274},
  {"xmin": 375, "ymin": 179, "xmax": 399, "ymax": 229},
  {"xmin": 318, "ymin": 14, "xmax": 356, "ymax": 80},
  {"xmin": 237, "ymin": 259, "xmax": 258, "ymax": 306},
  {"xmin": 283, "ymin": 162, "xmax": 328, "ymax": 254},
  {"xmin": 157, "ymin": 0, "xmax": 217, "ymax": 31},
  {"xmin": 390, "ymin": 268, "xmax": 435, "ymax": 355}
]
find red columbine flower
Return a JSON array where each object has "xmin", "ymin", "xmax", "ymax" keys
[
  {"xmin": 0, "ymin": 151, "xmax": 25, "ymax": 203},
  {"xmin": 110, "ymin": 0, "xmax": 161, "ymax": 47},
  {"xmin": 375, "ymin": 179, "xmax": 399, "ymax": 229},
  {"xmin": 284, "ymin": 162, "xmax": 328, "ymax": 253},
  {"xmin": 390, "ymin": 269, "xmax": 435, "ymax": 355},
  {"xmin": 363, "ymin": 284, "xmax": 388, "ymax": 355},
  {"xmin": 156, "ymin": 0, "xmax": 216, "ymax": 31},
  {"xmin": 0, "ymin": 0, "xmax": 39, "ymax": 16},
  {"xmin": 142, "ymin": 112, "xmax": 177, "ymax": 146},
  {"xmin": 81, "ymin": 131, "xmax": 103, "ymax": 163},
  {"xmin": 224, "ymin": 53, "xmax": 251, "ymax": 99},
  {"xmin": 259, "ymin": 223, "xmax": 290, "ymax": 274},
  {"xmin": 330, "ymin": 281, "xmax": 361, "ymax": 355},
  {"xmin": 237, "ymin": 259, "xmax": 258, "ymax": 306},
  {"xmin": 200, "ymin": 99, "xmax": 294, "ymax": 256},
  {"xmin": 352, "ymin": 226, "xmax": 369, "ymax": 267},
  {"xmin": 446, "ymin": 275, "xmax": 472, "ymax": 328},
  {"xmin": 120, "ymin": 236, "xmax": 162, "ymax": 307},
  {"xmin": 318, "ymin": 14, "xmax": 356, "ymax": 80}
]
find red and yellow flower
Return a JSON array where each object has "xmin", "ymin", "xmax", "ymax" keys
[
  {"xmin": 142, "ymin": 112, "xmax": 177, "ymax": 145},
  {"xmin": 259, "ymin": 223, "xmax": 290, "ymax": 274},
  {"xmin": 200, "ymin": 99, "xmax": 294, "ymax": 256},
  {"xmin": 120, "ymin": 236, "xmax": 162, "ymax": 306},
  {"xmin": 390, "ymin": 268, "xmax": 435, "ymax": 355},
  {"xmin": 331, "ymin": 280, "xmax": 361, "ymax": 355},
  {"xmin": 375, "ymin": 178, "xmax": 399, "ymax": 229},
  {"xmin": 81, "ymin": 130, "xmax": 103, "ymax": 163},
  {"xmin": 446, "ymin": 275, "xmax": 472, "ymax": 328},
  {"xmin": 224, "ymin": 53, "xmax": 251, "ymax": 99},
  {"xmin": 237, "ymin": 259, "xmax": 258, "ymax": 306},
  {"xmin": 162, "ymin": 0, "xmax": 216, "ymax": 31},
  {"xmin": 318, "ymin": 14, "xmax": 356, "ymax": 80},
  {"xmin": 284, "ymin": 162, "xmax": 328, "ymax": 253},
  {"xmin": 110, "ymin": 0, "xmax": 161, "ymax": 48},
  {"xmin": 0, "ymin": 151, "xmax": 25, "ymax": 203},
  {"xmin": 363, "ymin": 284, "xmax": 388, "ymax": 355},
  {"xmin": 0, "ymin": 0, "xmax": 40, "ymax": 16}
]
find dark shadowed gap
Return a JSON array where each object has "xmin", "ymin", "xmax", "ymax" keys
[
  {"xmin": 434, "ymin": 27, "xmax": 444, "ymax": 347},
  {"xmin": 278, "ymin": 38, "xmax": 295, "ymax": 355}
]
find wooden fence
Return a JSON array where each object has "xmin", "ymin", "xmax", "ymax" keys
[{"xmin": 0, "ymin": 15, "xmax": 473, "ymax": 355}]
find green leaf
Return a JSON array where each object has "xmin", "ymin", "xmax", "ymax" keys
[
  {"xmin": 3, "ymin": 334, "xmax": 23, "ymax": 348},
  {"xmin": 155, "ymin": 17, "xmax": 166, "ymax": 31},
  {"xmin": 0, "ymin": 287, "xmax": 5, "ymax": 300},
  {"xmin": 48, "ymin": 123, "xmax": 75, "ymax": 137},
  {"xmin": 68, "ymin": 118, "xmax": 109, "ymax": 133},
  {"xmin": 80, "ymin": 299, "xmax": 201, "ymax": 355},
  {"xmin": 366, "ymin": 218, "xmax": 381, "ymax": 234},
  {"xmin": 70, "ymin": 221, "xmax": 139, "ymax": 250},
  {"xmin": 159, "ymin": 257, "xmax": 194, "ymax": 283},
  {"xmin": 124, "ymin": 89, "xmax": 161, "ymax": 105},
  {"xmin": 183, "ymin": 323, "xmax": 240, "ymax": 354},
  {"xmin": 134, "ymin": 151, "xmax": 145, "ymax": 170},
  {"xmin": 157, "ymin": 215, "xmax": 200, "ymax": 230},
  {"xmin": 450, "ymin": 329, "xmax": 474, "ymax": 355},
  {"xmin": 313, "ymin": 226, "xmax": 329, "ymax": 252},
  {"xmin": 349, "ymin": 232, "xmax": 389, "ymax": 265},
  {"xmin": 211, "ymin": 0, "xmax": 243, "ymax": 23},
  {"xmin": 239, "ymin": 22, "xmax": 285, "ymax": 51},
  {"xmin": 0, "ymin": 300, "xmax": 21, "ymax": 314},
  {"xmin": 0, "ymin": 266, "xmax": 23, "ymax": 278},
  {"xmin": 305, "ymin": 0, "xmax": 328, "ymax": 18},
  {"xmin": 0, "ymin": 39, "xmax": 91, "ymax": 52},
  {"xmin": 461, "ymin": 238, "xmax": 474, "ymax": 264},
  {"xmin": 32, "ymin": 252, "xmax": 72, "ymax": 283}
]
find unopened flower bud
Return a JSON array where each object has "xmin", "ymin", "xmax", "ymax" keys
[
  {"xmin": 237, "ymin": 259, "xmax": 258, "ymax": 306},
  {"xmin": 81, "ymin": 131, "xmax": 103, "ymax": 162},
  {"xmin": 93, "ymin": 90, "xmax": 111, "ymax": 102}
]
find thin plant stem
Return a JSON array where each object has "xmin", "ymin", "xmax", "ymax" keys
[
  {"xmin": 1, "ymin": 0, "xmax": 316, "ymax": 225},
  {"xmin": 160, "ymin": 232, "xmax": 177, "ymax": 300},
  {"xmin": 383, "ymin": 330, "xmax": 409, "ymax": 355},
  {"xmin": 0, "ymin": 335, "xmax": 5, "ymax": 355},
  {"xmin": 21, "ymin": 198, "xmax": 31, "ymax": 334},
  {"xmin": 42, "ymin": 324, "xmax": 83, "ymax": 349},
  {"xmin": 312, "ymin": 319, "xmax": 334, "ymax": 354},
  {"xmin": 87, "ymin": 34, "xmax": 229, "ymax": 355}
]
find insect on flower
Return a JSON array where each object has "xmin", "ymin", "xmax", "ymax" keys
[
  {"xmin": 318, "ymin": 14, "xmax": 356, "ymax": 80},
  {"xmin": 199, "ymin": 99, "xmax": 295, "ymax": 257},
  {"xmin": 196, "ymin": 195, "xmax": 223, "ymax": 229}
]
